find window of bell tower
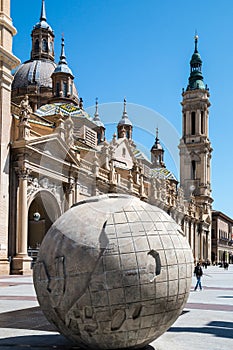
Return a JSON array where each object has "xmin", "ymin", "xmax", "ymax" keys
[
  {"xmin": 63, "ymin": 82, "xmax": 68, "ymax": 97},
  {"xmin": 183, "ymin": 113, "xmax": 186, "ymax": 136},
  {"xmin": 191, "ymin": 112, "xmax": 196, "ymax": 135},
  {"xmin": 42, "ymin": 39, "xmax": 48, "ymax": 52},
  {"xmin": 191, "ymin": 160, "xmax": 196, "ymax": 180},
  {"xmin": 201, "ymin": 111, "xmax": 204, "ymax": 134},
  {"xmin": 56, "ymin": 82, "xmax": 60, "ymax": 97},
  {"xmin": 34, "ymin": 39, "xmax": 39, "ymax": 52}
]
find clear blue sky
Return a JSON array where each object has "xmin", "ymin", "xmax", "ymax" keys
[{"xmin": 11, "ymin": 0, "xmax": 233, "ymax": 218}]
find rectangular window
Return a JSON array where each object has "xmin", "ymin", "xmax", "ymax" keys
[
  {"xmin": 56, "ymin": 83, "xmax": 60, "ymax": 97},
  {"xmin": 191, "ymin": 112, "xmax": 196, "ymax": 135},
  {"xmin": 63, "ymin": 82, "xmax": 68, "ymax": 97},
  {"xmin": 201, "ymin": 111, "xmax": 204, "ymax": 134}
]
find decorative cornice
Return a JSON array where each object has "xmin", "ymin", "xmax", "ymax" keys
[
  {"xmin": 0, "ymin": 13, "xmax": 17, "ymax": 36},
  {"xmin": 0, "ymin": 45, "xmax": 20, "ymax": 69}
]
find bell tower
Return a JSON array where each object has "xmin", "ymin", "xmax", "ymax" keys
[
  {"xmin": 179, "ymin": 35, "xmax": 213, "ymax": 261},
  {"xmin": 0, "ymin": 0, "xmax": 20, "ymax": 273},
  {"xmin": 179, "ymin": 35, "xmax": 212, "ymax": 204}
]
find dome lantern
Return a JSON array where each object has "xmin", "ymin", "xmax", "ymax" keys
[{"xmin": 30, "ymin": 0, "xmax": 55, "ymax": 61}]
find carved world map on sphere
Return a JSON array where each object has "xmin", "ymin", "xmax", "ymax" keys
[{"xmin": 33, "ymin": 194, "xmax": 193, "ymax": 349}]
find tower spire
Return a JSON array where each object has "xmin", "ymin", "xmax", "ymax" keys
[
  {"xmin": 150, "ymin": 128, "xmax": 165, "ymax": 168},
  {"xmin": 156, "ymin": 127, "xmax": 159, "ymax": 141},
  {"xmin": 59, "ymin": 36, "xmax": 67, "ymax": 65},
  {"xmin": 123, "ymin": 98, "xmax": 127, "ymax": 118},
  {"xmin": 92, "ymin": 98, "xmax": 105, "ymax": 144},
  {"xmin": 94, "ymin": 97, "xmax": 99, "ymax": 119},
  {"xmin": 117, "ymin": 98, "xmax": 133, "ymax": 140},
  {"xmin": 194, "ymin": 33, "xmax": 198, "ymax": 53},
  {"xmin": 186, "ymin": 34, "xmax": 205, "ymax": 90},
  {"xmin": 40, "ymin": 0, "xmax": 46, "ymax": 22},
  {"xmin": 93, "ymin": 98, "xmax": 104, "ymax": 125},
  {"xmin": 31, "ymin": 0, "xmax": 54, "ymax": 61},
  {"xmin": 51, "ymin": 35, "xmax": 78, "ymax": 104}
]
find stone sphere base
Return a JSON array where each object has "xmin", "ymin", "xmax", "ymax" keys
[{"xmin": 33, "ymin": 194, "xmax": 193, "ymax": 349}]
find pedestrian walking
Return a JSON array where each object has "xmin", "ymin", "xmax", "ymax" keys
[{"xmin": 194, "ymin": 262, "xmax": 203, "ymax": 291}]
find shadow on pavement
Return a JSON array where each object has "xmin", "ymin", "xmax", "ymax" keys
[
  {"xmin": 0, "ymin": 307, "xmax": 56, "ymax": 331},
  {"xmin": 168, "ymin": 321, "xmax": 233, "ymax": 339},
  {"xmin": 0, "ymin": 334, "xmax": 77, "ymax": 349},
  {"xmin": 218, "ymin": 296, "xmax": 233, "ymax": 299},
  {"xmin": 0, "ymin": 307, "xmax": 156, "ymax": 349},
  {"xmin": 208, "ymin": 321, "xmax": 233, "ymax": 329},
  {"xmin": 0, "ymin": 335, "xmax": 155, "ymax": 350}
]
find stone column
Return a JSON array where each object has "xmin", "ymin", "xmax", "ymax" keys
[
  {"xmin": 128, "ymin": 171, "xmax": 133, "ymax": 192},
  {"xmin": 139, "ymin": 173, "xmax": 145, "ymax": 197},
  {"xmin": 189, "ymin": 221, "xmax": 194, "ymax": 252},
  {"xmin": 199, "ymin": 229, "xmax": 203, "ymax": 262},
  {"xmin": 205, "ymin": 230, "xmax": 211, "ymax": 262},
  {"xmin": 65, "ymin": 179, "xmax": 74, "ymax": 210},
  {"xmin": 0, "ymin": 0, "xmax": 20, "ymax": 274},
  {"xmin": 74, "ymin": 181, "xmax": 80, "ymax": 204},
  {"xmin": 12, "ymin": 167, "xmax": 32, "ymax": 275}
]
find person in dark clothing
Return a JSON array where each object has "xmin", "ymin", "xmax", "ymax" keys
[{"xmin": 194, "ymin": 262, "xmax": 203, "ymax": 291}]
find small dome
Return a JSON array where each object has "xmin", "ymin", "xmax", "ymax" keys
[
  {"xmin": 118, "ymin": 116, "xmax": 133, "ymax": 126},
  {"xmin": 93, "ymin": 118, "xmax": 104, "ymax": 127},
  {"xmin": 12, "ymin": 59, "xmax": 56, "ymax": 89},
  {"xmin": 151, "ymin": 142, "xmax": 163, "ymax": 151},
  {"xmin": 34, "ymin": 19, "xmax": 53, "ymax": 32},
  {"xmin": 190, "ymin": 52, "xmax": 202, "ymax": 65},
  {"xmin": 53, "ymin": 64, "xmax": 73, "ymax": 75}
]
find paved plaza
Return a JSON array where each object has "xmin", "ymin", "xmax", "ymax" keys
[{"xmin": 0, "ymin": 265, "xmax": 232, "ymax": 350}]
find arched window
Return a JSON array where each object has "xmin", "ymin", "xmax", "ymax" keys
[
  {"xmin": 191, "ymin": 160, "xmax": 196, "ymax": 180},
  {"xmin": 42, "ymin": 39, "xmax": 48, "ymax": 52},
  {"xmin": 122, "ymin": 147, "xmax": 126, "ymax": 157},
  {"xmin": 34, "ymin": 39, "xmax": 39, "ymax": 52},
  {"xmin": 191, "ymin": 112, "xmax": 196, "ymax": 135}
]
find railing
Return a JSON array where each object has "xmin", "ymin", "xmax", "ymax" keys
[
  {"xmin": 120, "ymin": 178, "xmax": 129, "ymax": 189},
  {"xmin": 98, "ymin": 168, "xmax": 109, "ymax": 180}
]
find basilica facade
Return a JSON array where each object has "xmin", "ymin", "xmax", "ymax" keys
[{"xmin": 0, "ymin": 0, "xmax": 213, "ymax": 275}]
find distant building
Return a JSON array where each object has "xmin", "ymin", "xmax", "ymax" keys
[
  {"xmin": 0, "ymin": 0, "xmax": 215, "ymax": 274},
  {"xmin": 211, "ymin": 211, "xmax": 233, "ymax": 264}
]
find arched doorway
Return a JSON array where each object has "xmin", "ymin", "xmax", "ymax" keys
[{"xmin": 28, "ymin": 190, "xmax": 61, "ymax": 259}]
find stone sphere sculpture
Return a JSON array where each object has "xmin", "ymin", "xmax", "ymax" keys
[{"xmin": 33, "ymin": 194, "xmax": 193, "ymax": 349}]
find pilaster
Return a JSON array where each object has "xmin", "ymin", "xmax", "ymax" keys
[
  {"xmin": 0, "ymin": 0, "xmax": 20, "ymax": 275},
  {"xmin": 12, "ymin": 167, "xmax": 32, "ymax": 275}
]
